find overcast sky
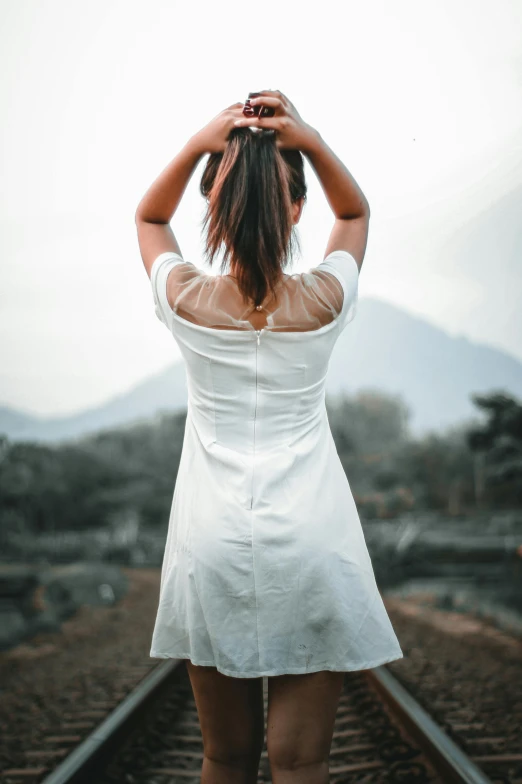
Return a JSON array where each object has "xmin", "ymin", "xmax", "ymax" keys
[{"xmin": 1, "ymin": 0, "xmax": 521, "ymax": 416}]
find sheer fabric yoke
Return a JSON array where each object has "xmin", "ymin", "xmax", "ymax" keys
[{"xmin": 151, "ymin": 250, "xmax": 359, "ymax": 334}]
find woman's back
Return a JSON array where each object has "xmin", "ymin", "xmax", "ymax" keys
[{"xmin": 151, "ymin": 248, "xmax": 359, "ymax": 458}]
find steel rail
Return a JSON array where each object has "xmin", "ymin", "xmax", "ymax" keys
[
  {"xmin": 41, "ymin": 659, "xmax": 494, "ymax": 784},
  {"xmin": 40, "ymin": 659, "xmax": 182, "ymax": 784},
  {"xmin": 367, "ymin": 665, "xmax": 493, "ymax": 784}
]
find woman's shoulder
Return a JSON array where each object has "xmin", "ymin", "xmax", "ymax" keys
[
  {"xmin": 308, "ymin": 250, "xmax": 359, "ymax": 287},
  {"xmin": 150, "ymin": 250, "xmax": 359, "ymax": 333}
]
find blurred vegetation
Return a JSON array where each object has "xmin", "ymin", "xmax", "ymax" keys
[
  {"xmin": 466, "ymin": 392, "xmax": 522, "ymax": 507},
  {"xmin": 0, "ymin": 390, "xmax": 521, "ymax": 548},
  {"xmin": 0, "ymin": 414, "xmax": 186, "ymax": 548},
  {"xmin": 328, "ymin": 390, "xmax": 475, "ymax": 519}
]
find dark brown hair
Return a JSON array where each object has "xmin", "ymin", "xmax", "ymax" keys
[{"xmin": 200, "ymin": 128, "xmax": 307, "ymax": 308}]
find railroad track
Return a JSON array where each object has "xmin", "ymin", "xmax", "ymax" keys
[{"xmin": 1, "ymin": 661, "xmax": 495, "ymax": 784}]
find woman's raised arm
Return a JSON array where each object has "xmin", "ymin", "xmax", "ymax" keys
[
  {"xmin": 135, "ymin": 102, "xmax": 245, "ymax": 277},
  {"xmin": 303, "ymin": 132, "xmax": 370, "ymax": 270},
  {"xmin": 135, "ymin": 139, "xmax": 204, "ymax": 277}
]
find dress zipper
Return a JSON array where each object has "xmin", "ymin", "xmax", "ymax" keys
[{"xmin": 251, "ymin": 330, "xmax": 261, "ymax": 508}]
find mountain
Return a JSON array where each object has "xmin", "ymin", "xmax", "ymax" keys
[
  {"xmin": 0, "ymin": 364, "xmax": 188, "ymax": 443},
  {"xmin": 328, "ymin": 297, "xmax": 522, "ymax": 431},
  {"xmin": 437, "ymin": 180, "xmax": 522, "ymax": 363},
  {"xmin": 1, "ymin": 296, "xmax": 521, "ymax": 443}
]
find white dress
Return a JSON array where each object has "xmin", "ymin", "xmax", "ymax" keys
[{"xmin": 149, "ymin": 249, "xmax": 403, "ymax": 678}]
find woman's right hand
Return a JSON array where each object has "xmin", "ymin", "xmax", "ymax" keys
[{"xmin": 233, "ymin": 90, "xmax": 318, "ymax": 153}]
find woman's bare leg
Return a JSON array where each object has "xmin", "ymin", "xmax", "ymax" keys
[
  {"xmin": 185, "ymin": 660, "xmax": 265, "ymax": 784},
  {"xmin": 266, "ymin": 670, "xmax": 345, "ymax": 784}
]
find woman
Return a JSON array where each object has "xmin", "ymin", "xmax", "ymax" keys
[{"xmin": 135, "ymin": 90, "xmax": 403, "ymax": 784}]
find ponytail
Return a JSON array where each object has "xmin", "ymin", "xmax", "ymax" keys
[{"xmin": 200, "ymin": 128, "xmax": 307, "ymax": 308}]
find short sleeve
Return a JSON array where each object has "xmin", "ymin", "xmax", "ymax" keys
[
  {"xmin": 150, "ymin": 251, "xmax": 187, "ymax": 329},
  {"xmin": 313, "ymin": 250, "xmax": 359, "ymax": 331}
]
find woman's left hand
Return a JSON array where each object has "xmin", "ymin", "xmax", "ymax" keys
[{"xmin": 191, "ymin": 102, "xmax": 245, "ymax": 155}]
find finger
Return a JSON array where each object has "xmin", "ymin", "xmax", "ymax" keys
[
  {"xmin": 233, "ymin": 115, "xmax": 282, "ymax": 130},
  {"xmin": 229, "ymin": 107, "xmax": 254, "ymax": 126},
  {"xmin": 226, "ymin": 105, "xmax": 253, "ymax": 123},
  {"xmin": 247, "ymin": 95, "xmax": 284, "ymax": 113},
  {"xmin": 248, "ymin": 89, "xmax": 288, "ymax": 105},
  {"xmin": 233, "ymin": 115, "xmax": 263, "ymax": 128}
]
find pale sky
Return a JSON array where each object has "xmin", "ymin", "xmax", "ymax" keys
[{"xmin": 1, "ymin": 0, "xmax": 521, "ymax": 416}]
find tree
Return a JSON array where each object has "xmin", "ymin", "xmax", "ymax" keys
[{"xmin": 467, "ymin": 392, "xmax": 522, "ymax": 507}]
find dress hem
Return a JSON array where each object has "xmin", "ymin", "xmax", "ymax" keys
[{"xmin": 149, "ymin": 650, "xmax": 404, "ymax": 678}]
